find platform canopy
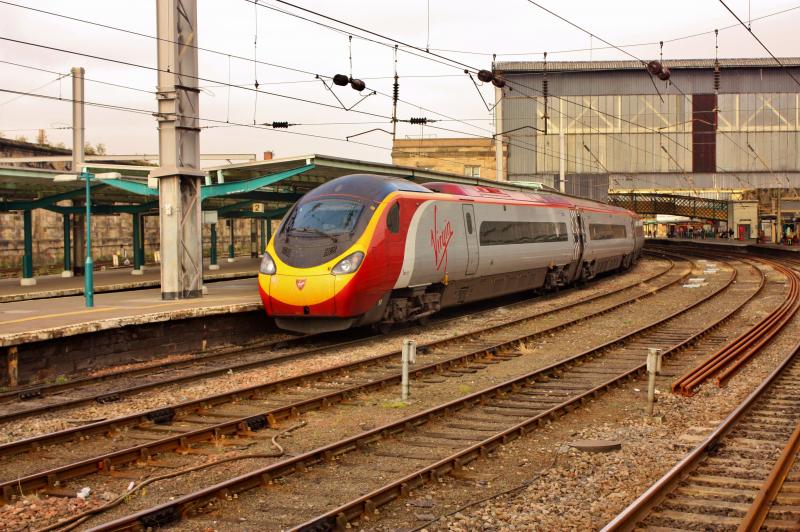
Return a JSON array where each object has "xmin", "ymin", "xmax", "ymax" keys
[{"xmin": 0, "ymin": 153, "xmax": 542, "ymax": 218}]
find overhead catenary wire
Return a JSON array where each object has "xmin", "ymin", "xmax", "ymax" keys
[
  {"xmin": 424, "ymin": 3, "xmax": 800, "ymax": 57},
  {"xmin": 717, "ymin": 0, "xmax": 800, "ymax": 89},
  {"xmin": 0, "ymin": 36, "xmax": 394, "ymax": 121},
  {"xmin": 0, "ymin": 59, "xmax": 154, "ymax": 95},
  {"xmin": 1, "ymin": 87, "xmax": 578, "ymax": 177},
  {"xmin": 0, "ymin": 0, "xmax": 781, "ymax": 189}
]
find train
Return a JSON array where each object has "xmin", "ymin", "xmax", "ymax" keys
[{"xmin": 257, "ymin": 173, "xmax": 644, "ymax": 334}]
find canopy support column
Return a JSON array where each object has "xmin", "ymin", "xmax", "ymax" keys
[
  {"xmin": 72, "ymin": 211, "xmax": 85, "ymax": 276},
  {"xmin": 209, "ymin": 223, "xmax": 219, "ymax": 270},
  {"xmin": 132, "ymin": 213, "xmax": 144, "ymax": 275},
  {"xmin": 227, "ymin": 219, "xmax": 235, "ymax": 262},
  {"xmin": 250, "ymin": 219, "xmax": 258, "ymax": 258},
  {"xmin": 259, "ymin": 219, "xmax": 266, "ymax": 255},
  {"xmin": 20, "ymin": 210, "xmax": 36, "ymax": 286},
  {"xmin": 61, "ymin": 213, "xmax": 73, "ymax": 277}
]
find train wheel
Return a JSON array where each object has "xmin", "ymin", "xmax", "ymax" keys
[
  {"xmin": 417, "ymin": 315, "xmax": 431, "ymax": 327},
  {"xmin": 376, "ymin": 322, "xmax": 393, "ymax": 335}
]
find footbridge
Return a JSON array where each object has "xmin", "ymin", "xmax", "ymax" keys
[{"xmin": 608, "ymin": 192, "xmax": 729, "ymax": 221}]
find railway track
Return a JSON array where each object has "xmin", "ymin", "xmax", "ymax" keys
[
  {"xmin": 33, "ymin": 255, "xmax": 776, "ymax": 530},
  {"xmin": 0, "ymin": 254, "xmax": 697, "ymax": 497},
  {"xmin": 672, "ymin": 256, "xmax": 800, "ymax": 395},
  {"xmin": 0, "ymin": 255, "xmax": 676, "ymax": 423},
  {"xmin": 602, "ymin": 338, "xmax": 800, "ymax": 531}
]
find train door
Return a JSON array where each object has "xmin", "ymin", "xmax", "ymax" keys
[
  {"xmin": 570, "ymin": 209, "xmax": 585, "ymax": 281},
  {"xmin": 462, "ymin": 204, "xmax": 479, "ymax": 275}
]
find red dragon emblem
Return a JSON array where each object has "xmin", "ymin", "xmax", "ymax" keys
[
  {"xmin": 296, "ymin": 278, "xmax": 306, "ymax": 290},
  {"xmin": 430, "ymin": 206, "xmax": 454, "ymax": 272}
]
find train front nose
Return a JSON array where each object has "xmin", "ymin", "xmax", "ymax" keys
[{"xmin": 259, "ymin": 272, "xmax": 336, "ymax": 316}]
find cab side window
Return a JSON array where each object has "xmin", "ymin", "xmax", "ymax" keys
[{"xmin": 387, "ymin": 202, "xmax": 400, "ymax": 233}]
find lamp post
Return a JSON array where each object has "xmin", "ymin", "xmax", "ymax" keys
[{"xmin": 55, "ymin": 170, "xmax": 121, "ymax": 307}]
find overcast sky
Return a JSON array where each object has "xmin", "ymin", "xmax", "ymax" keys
[{"xmin": 1, "ymin": 0, "xmax": 798, "ymax": 166}]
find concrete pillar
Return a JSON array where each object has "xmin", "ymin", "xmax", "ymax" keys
[
  {"xmin": 494, "ymin": 85, "xmax": 505, "ymax": 181},
  {"xmin": 227, "ymin": 219, "xmax": 236, "ymax": 262},
  {"xmin": 132, "ymin": 213, "xmax": 144, "ymax": 275},
  {"xmin": 62, "ymin": 214, "xmax": 73, "ymax": 277},
  {"xmin": 70, "ymin": 66, "xmax": 86, "ymax": 278},
  {"xmin": 71, "ymin": 67, "xmax": 85, "ymax": 174},
  {"xmin": 155, "ymin": 0, "xmax": 203, "ymax": 300},
  {"xmin": 20, "ymin": 210, "xmax": 36, "ymax": 286},
  {"xmin": 559, "ymin": 98, "xmax": 566, "ymax": 194},
  {"xmin": 209, "ymin": 223, "xmax": 219, "ymax": 270}
]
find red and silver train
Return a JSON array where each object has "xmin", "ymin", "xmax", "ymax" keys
[{"xmin": 258, "ymin": 174, "xmax": 644, "ymax": 334}]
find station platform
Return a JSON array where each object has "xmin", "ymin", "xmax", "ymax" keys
[
  {"xmin": 0, "ymin": 272, "xmax": 270, "ymax": 386},
  {"xmin": 0, "ymin": 275, "xmax": 262, "ymax": 348},
  {"xmin": 646, "ymin": 237, "xmax": 800, "ymax": 256},
  {"xmin": 0, "ymin": 257, "xmax": 261, "ymax": 303}
]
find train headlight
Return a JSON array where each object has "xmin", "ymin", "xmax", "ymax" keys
[
  {"xmin": 259, "ymin": 252, "xmax": 277, "ymax": 275},
  {"xmin": 331, "ymin": 251, "xmax": 364, "ymax": 275}
]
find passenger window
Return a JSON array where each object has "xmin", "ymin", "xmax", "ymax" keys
[
  {"xmin": 466, "ymin": 212, "xmax": 474, "ymax": 234},
  {"xmin": 387, "ymin": 202, "xmax": 400, "ymax": 233}
]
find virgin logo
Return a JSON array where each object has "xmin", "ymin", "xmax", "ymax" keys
[
  {"xmin": 296, "ymin": 279, "xmax": 306, "ymax": 290},
  {"xmin": 430, "ymin": 205, "xmax": 454, "ymax": 271}
]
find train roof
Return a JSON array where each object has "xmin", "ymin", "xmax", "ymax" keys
[
  {"xmin": 423, "ymin": 181, "xmax": 634, "ymax": 215},
  {"xmin": 303, "ymin": 173, "xmax": 432, "ymax": 202},
  {"xmin": 303, "ymin": 174, "xmax": 635, "ymax": 217}
]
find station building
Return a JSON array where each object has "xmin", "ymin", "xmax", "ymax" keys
[{"xmin": 491, "ymin": 58, "xmax": 800, "ymax": 242}]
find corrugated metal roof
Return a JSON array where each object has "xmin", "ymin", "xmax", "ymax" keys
[{"xmin": 495, "ymin": 58, "xmax": 800, "ymax": 73}]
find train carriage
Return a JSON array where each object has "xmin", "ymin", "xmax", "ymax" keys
[{"xmin": 258, "ymin": 174, "xmax": 643, "ymax": 334}]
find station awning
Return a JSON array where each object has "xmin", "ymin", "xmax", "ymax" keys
[{"xmin": 0, "ymin": 153, "xmax": 540, "ymax": 218}]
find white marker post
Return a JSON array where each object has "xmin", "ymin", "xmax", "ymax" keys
[
  {"xmin": 646, "ymin": 347, "xmax": 661, "ymax": 416},
  {"xmin": 401, "ymin": 339, "xmax": 417, "ymax": 401}
]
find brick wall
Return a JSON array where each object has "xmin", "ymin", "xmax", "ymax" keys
[
  {"xmin": 0, "ymin": 210, "xmax": 269, "ymax": 274},
  {"xmin": 391, "ymin": 138, "xmax": 507, "ymax": 180}
]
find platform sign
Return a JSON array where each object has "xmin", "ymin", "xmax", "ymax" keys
[
  {"xmin": 252, "ymin": 203, "xmax": 265, "ymax": 213},
  {"xmin": 202, "ymin": 210, "xmax": 218, "ymax": 224}
]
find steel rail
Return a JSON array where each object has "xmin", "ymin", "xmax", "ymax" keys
[
  {"xmin": 0, "ymin": 255, "xmax": 685, "ymax": 457},
  {"xmin": 87, "ymin": 257, "xmax": 753, "ymax": 532},
  {"xmin": 0, "ymin": 254, "xmax": 676, "ymax": 422},
  {"xmin": 671, "ymin": 256, "xmax": 799, "ymax": 395},
  {"xmin": 0, "ymin": 255, "xmax": 692, "ymax": 499},
  {"xmin": 289, "ymin": 260, "xmax": 770, "ymax": 530},
  {"xmin": 601, "ymin": 339, "xmax": 800, "ymax": 532},
  {"xmin": 737, "ymin": 419, "xmax": 800, "ymax": 531}
]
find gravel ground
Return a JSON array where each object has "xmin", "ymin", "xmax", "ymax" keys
[
  {"xmin": 1, "ymin": 256, "xmax": 751, "ymax": 531},
  {"xmin": 65, "ymin": 257, "xmax": 749, "ymax": 530},
  {"xmin": 0, "ymin": 258, "xmax": 671, "ymax": 445},
  {"xmin": 363, "ymin": 265, "xmax": 799, "ymax": 532}
]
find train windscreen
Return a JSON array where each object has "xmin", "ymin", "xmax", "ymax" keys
[{"xmin": 284, "ymin": 199, "xmax": 364, "ymax": 236}]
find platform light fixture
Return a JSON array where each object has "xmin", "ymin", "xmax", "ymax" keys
[{"xmin": 53, "ymin": 171, "xmax": 122, "ymax": 307}]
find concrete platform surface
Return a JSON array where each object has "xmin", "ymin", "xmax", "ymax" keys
[
  {"xmin": 0, "ymin": 277, "xmax": 262, "ymax": 347},
  {"xmin": 649, "ymin": 237, "xmax": 800, "ymax": 253},
  {"xmin": 0, "ymin": 257, "xmax": 261, "ymax": 303}
]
